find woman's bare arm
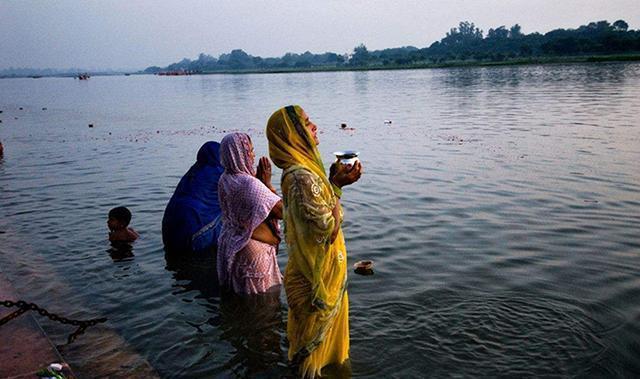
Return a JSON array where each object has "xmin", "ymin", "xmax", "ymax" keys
[
  {"xmin": 251, "ymin": 222, "xmax": 280, "ymax": 246},
  {"xmin": 269, "ymin": 200, "xmax": 283, "ymax": 220}
]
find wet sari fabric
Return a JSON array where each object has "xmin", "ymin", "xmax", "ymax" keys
[
  {"xmin": 162, "ymin": 141, "xmax": 224, "ymax": 254},
  {"xmin": 217, "ymin": 133, "xmax": 282, "ymax": 294},
  {"xmin": 267, "ymin": 106, "xmax": 349, "ymax": 377}
]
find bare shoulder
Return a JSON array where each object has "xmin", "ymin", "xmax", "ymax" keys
[{"xmin": 127, "ymin": 227, "xmax": 140, "ymax": 240}]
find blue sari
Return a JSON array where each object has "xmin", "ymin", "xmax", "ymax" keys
[{"xmin": 162, "ymin": 141, "xmax": 224, "ymax": 254}]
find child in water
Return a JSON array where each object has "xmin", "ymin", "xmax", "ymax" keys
[{"xmin": 107, "ymin": 206, "xmax": 140, "ymax": 242}]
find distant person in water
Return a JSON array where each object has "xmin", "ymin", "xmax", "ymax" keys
[
  {"xmin": 0, "ymin": 141, "xmax": 4, "ymax": 157},
  {"xmin": 108, "ymin": 206, "xmax": 139, "ymax": 242},
  {"xmin": 162, "ymin": 141, "xmax": 224, "ymax": 255}
]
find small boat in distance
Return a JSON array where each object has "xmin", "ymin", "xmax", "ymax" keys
[{"xmin": 77, "ymin": 73, "xmax": 90, "ymax": 80}]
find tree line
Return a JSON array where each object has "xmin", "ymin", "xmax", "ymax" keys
[{"xmin": 144, "ymin": 19, "xmax": 640, "ymax": 73}]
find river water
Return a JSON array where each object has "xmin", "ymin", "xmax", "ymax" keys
[{"xmin": 1, "ymin": 63, "xmax": 639, "ymax": 377}]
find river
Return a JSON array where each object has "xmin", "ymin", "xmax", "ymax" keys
[{"xmin": 1, "ymin": 63, "xmax": 640, "ymax": 377}]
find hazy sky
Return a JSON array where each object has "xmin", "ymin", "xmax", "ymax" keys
[{"xmin": 1, "ymin": 0, "xmax": 639, "ymax": 70}]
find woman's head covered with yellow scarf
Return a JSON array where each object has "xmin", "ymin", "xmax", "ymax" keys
[{"xmin": 266, "ymin": 105, "xmax": 327, "ymax": 181}]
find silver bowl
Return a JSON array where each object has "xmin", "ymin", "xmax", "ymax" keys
[{"xmin": 333, "ymin": 150, "xmax": 360, "ymax": 165}]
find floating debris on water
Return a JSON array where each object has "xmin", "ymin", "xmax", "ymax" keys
[
  {"xmin": 443, "ymin": 135, "xmax": 465, "ymax": 144},
  {"xmin": 354, "ymin": 260, "xmax": 374, "ymax": 275}
]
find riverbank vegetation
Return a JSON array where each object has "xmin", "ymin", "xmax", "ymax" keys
[{"xmin": 145, "ymin": 19, "xmax": 640, "ymax": 74}]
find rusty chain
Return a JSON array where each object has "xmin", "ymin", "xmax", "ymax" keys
[{"xmin": 1, "ymin": 299, "xmax": 107, "ymax": 344}]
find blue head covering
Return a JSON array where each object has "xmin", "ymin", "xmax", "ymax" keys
[{"xmin": 163, "ymin": 141, "xmax": 224, "ymax": 253}]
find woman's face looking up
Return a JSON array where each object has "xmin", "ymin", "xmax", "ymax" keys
[{"xmin": 301, "ymin": 109, "xmax": 319, "ymax": 146}]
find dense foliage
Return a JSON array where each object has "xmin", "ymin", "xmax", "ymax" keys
[{"xmin": 145, "ymin": 20, "xmax": 640, "ymax": 73}]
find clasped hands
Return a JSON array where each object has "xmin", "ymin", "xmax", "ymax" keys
[{"xmin": 256, "ymin": 156, "xmax": 276, "ymax": 193}]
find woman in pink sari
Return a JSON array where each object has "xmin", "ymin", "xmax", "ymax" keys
[{"xmin": 217, "ymin": 133, "xmax": 284, "ymax": 294}]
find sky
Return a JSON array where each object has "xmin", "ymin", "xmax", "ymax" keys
[{"xmin": 1, "ymin": 0, "xmax": 639, "ymax": 71}]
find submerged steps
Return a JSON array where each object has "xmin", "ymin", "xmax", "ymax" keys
[
  {"xmin": 0, "ymin": 270, "xmax": 160, "ymax": 378},
  {"xmin": 0, "ymin": 273, "xmax": 72, "ymax": 378}
]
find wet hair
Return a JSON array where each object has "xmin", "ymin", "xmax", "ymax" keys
[{"xmin": 109, "ymin": 206, "xmax": 132, "ymax": 226}]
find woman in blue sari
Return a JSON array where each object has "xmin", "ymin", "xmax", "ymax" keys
[{"xmin": 162, "ymin": 141, "xmax": 224, "ymax": 254}]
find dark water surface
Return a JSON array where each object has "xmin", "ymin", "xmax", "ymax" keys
[{"xmin": 1, "ymin": 63, "xmax": 640, "ymax": 377}]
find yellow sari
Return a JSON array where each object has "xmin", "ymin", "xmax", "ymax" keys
[{"xmin": 267, "ymin": 106, "xmax": 349, "ymax": 378}]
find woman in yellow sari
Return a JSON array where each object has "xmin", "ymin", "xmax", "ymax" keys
[{"xmin": 266, "ymin": 105, "xmax": 362, "ymax": 378}]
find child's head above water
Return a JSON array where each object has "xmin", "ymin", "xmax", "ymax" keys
[
  {"xmin": 108, "ymin": 206, "xmax": 132, "ymax": 230},
  {"xmin": 108, "ymin": 206, "xmax": 139, "ymax": 243}
]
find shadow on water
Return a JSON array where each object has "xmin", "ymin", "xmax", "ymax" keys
[
  {"xmin": 164, "ymin": 248, "xmax": 221, "ymax": 299},
  {"xmin": 216, "ymin": 289, "xmax": 351, "ymax": 378},
  {"xmin": 218, "ymin": 290, "xmax": 288, "ymax": 378},
  {"xmin": 163, "ymin": 248, "xmax": 292, "ymax": 378}
]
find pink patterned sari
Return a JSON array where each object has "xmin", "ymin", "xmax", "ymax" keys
[{"xmin": 217, "ymin": 133, "xmax": 283, "ymax": 294}]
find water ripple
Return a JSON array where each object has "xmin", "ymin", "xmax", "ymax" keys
[{"xmin": 351, "ymin": 291, "xmax": 624, "ymax": 377}]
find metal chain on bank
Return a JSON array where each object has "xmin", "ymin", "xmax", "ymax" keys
[{"xmin": 1, "ymin": 299, "xmax": 107, "ymax": 344}]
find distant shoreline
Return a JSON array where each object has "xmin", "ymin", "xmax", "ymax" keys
[
  {"xmin": 2, "ymin": 54, "xmax": 640, "ymax": 79},
  {"xmin": 186, "ymin": 54, "xmax": 640, "ymax": 75}
]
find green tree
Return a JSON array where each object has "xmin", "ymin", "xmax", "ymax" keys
[
  {"xmin": 351, "ymin": 44, "xmax": 370, "ymax": 66},
  {"xmin": 613, "ymin": 20, "xmax": 629, "ymax": 32},
  {"xmin": 487, "ymin": 26, "xmax": 509, "ymax": 39},
  {"xmin": 217, "ymin": 49, "xmax": 254, "ymax": 69},
  {"xmin": 509, "ymin": 24, "xmax": 523, "ymax": 38},
  {"xmin": 442, "ymin": 21, "xmax": 483, "ymax": 45},
  {"xmin": 458, "ymin": 21, "xmax": 483, "ymax": 39}
]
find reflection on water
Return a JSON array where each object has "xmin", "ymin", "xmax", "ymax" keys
[
  {"xmin": 1, "ymin": 62, "xmax": 640, "ymax": 377},
  {"xmin": 218, "ymin": 291, "xmax": 286, "ymax": 377},
  {"xmin": 164, "ymin": 249, "xmax": 221, "ymax": 299},
  {"xmin": 164, "ymin": 250, "xmax": 289, "ymax": 377},
  {"xmin": 108, "ymin": 241, "xmax": 135, "ymax": 262}
]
